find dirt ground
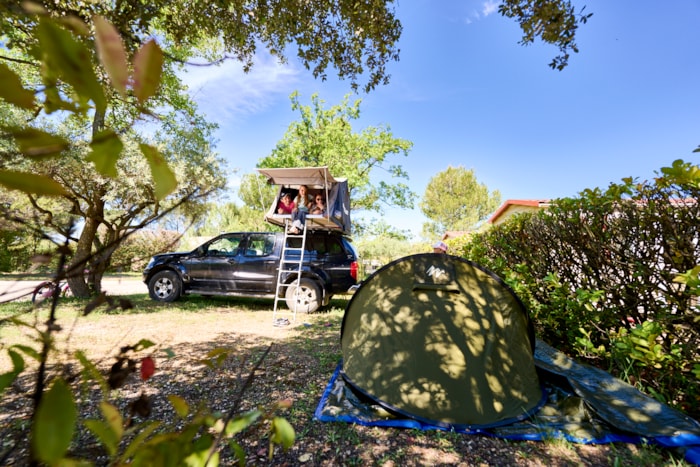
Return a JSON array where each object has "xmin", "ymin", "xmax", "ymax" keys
[{"xmin": 0, "ymin": 289, "xmax": 691, "ymax": 466}]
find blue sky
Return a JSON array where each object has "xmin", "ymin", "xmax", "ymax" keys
[{"xmin": 181, "ymin": 0, "xmax": 700, "ymax": 240}]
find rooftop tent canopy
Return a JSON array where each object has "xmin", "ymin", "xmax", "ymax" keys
[{"xmin": 257, "ymin": 166, "xmax": 351, "ymax": 235}]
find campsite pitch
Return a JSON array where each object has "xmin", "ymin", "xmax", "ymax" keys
[{"xmin": 0, "ymin": 297, "xmax": 691, "ymax": 465}]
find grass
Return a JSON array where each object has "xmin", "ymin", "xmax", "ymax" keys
[{"xmin": 0, "ymin": 292, "xmax": 695, "ymax": 466}]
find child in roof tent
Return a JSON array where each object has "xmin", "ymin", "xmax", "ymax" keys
[
  {"xmin": 287, "ymin": 185, "xmax": 313, "ymax": 234},
  {"xmin": 277, "ymin": 192, "xmax": 295, "ymax": 214},
  {"xmin": 293, "ymin": 185, "xmax": 313, "ymax": 213},
  {"xmin": 310, "ymin": 194, "xmax": 326, "ymax": 215}
]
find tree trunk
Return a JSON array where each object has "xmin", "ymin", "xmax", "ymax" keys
[
  {"xmin": 89, "ymin": 227, "xmax": 120, "ymax": 293},
  {"xmin": 67, "ymin": 212, "xmax": 101, "ymax": 297},
  {"xmin": 66, "ymin": 108, "xmax": 109, "ymax": 297},
  {"xmin": 67, "ymin": 192, "xmax": 106, "ymax": 298}
]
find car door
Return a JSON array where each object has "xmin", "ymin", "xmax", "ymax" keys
[
  {"xmin": 183, "ymin": 234, "xmax": 243, "ymax": 290},
  {"xmin": 234, "ymin": 233, "xmax": 279, "ymax": 292},
  {"xmin": 322, "ymin": 235, "xmax": 357, "ymax": 292}
]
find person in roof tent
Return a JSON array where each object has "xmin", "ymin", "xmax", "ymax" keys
[
  {"xmin": 432, "ymin": 241, "xmax": 448, "ymax": 254},
  {"xmin": 277, "ymin": 192, "xmax": 295, "ymax": 214},
  {"xmin": 310, "ymin": 194, "xmax": 326, "ymax": 215},
  {"xmin": 288, "ymin": 185, "xmax": 313, "ymax": 234},
  {"xmin": 293, "ymin": 185, "xmax": 313, "ymax": 213}
]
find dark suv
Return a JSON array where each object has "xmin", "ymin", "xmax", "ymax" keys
[{"xmin": 142, "ymin": 231, "xmax": 359, "ymax": 313}]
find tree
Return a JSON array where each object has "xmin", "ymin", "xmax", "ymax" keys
[
  {"xmin": 0, "ymin": 3, "xmax": 405, "ymax": 461},
  {"xmin": 0, "ymin": 0, "xmax": 402, "ymax": 93},
  {"xmin": 1, "ymin": 96, "xmax": 227, "ymax": 295},
  {"xmin": 356, "ymin": 218, "xmax": 412, "ymax": 241},
  {"xmin": 193, "ymin": 201, "xmax": 274, "ymax": 235},
  {"xmin": 259, "ymin": 92, "xmax": 416, "ymax": 217},
  {"xmin": 498, "ymin": 0, "xmax": 593, "ymax": 70},
  {"xmin": 238, "ymin": 173, "xmax": 278, "ymax": 213},
  {"xmin": 420, "ymin": 166, "xmax": 501, "ymax": 237},
  {"xmin": 0, "ymin": 1, "xmax": 404, "ymax": 294}
]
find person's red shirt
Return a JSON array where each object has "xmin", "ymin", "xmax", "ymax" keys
[{"xmin": 277, "ymin": 196, "xmax": 295, "ymax": 214}]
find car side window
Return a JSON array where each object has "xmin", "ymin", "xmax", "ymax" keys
[
  {"xmin": 306, "ymin": 236, "xmax": 327, "ymax": 255},
  {"xmin": 206, "ymin": 235, "xmax": 241, "ymax": 256},
  {"xmin": 245, "ymin": 234, "xmax": 274, "ymax": 257},
  {"xmin": 327, "ymin": 237, "xmax": 343, "ymax": 255}
]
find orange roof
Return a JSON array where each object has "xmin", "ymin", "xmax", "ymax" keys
[{"xmin": 487, "ymin": 199, "xmax": 550, "ymax": 224}]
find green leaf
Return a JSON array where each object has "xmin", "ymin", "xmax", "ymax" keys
[
  {"xmin": 228, "ymin": 441, "xmax": 246, "ymax": 467},
  {"xmin": 0, "ymin": 349, "xmax": 25, "ymax": 394},
  {"xmin": 32, "ymin": 379, "xmax": 77, "ymax": 464},
  {"xmin": 93, "ymin": 15, "xmax": 129, "ymax": 96},
  {"xmin": 5, "ymin": 127, "xmax": 69, "ymax": 158},
  {"xmin": 134, "ymin": 339, "xmax": 156, "ymax": 351},
  {"xmin": 0, "ymin": 170, "xmax": 68, "ymax": 196},
  {"xmin": 43, "ymin": 84, "xmax": 80, "ymax": 114},
  {"xmin": 87, "ymin": 130, "xmax": 123, "ymax": 178},
  {"xmin": 37, "ymin": 18, "xmax": 106, "ymax": 113},
  {"xmin": 133, "ymin": 39, "xmax": 163, "ymax": 104},
  {"xmin": 0, "ymin": 62, "xmax": 36, "ymax": 109},
  {"xmin": 184, "ymin": 448, "xmax": 219, "ymax": 467},
  {"xmin": 184, "ymin": 435, "xmax": 217, "ymax": 467},
  {"xmin": 0, "ymin": 372, "xmax": 18, "ymax": 395},
  {"xmin": 167, "ymin": 394, "xmax": 189, "ymax": 418},
  {"xmin": 75, "ymin": 350, "xmax": 109, "ymax": 394},
  {"xmin": 100, "ymin": 401, "xmax": 124, "ymax": 441},
  {"xmin": 139, "ymin": 143, "xmax": 177, "ymax": 200},
  {"xmin": 225, "ymin": 410, "xmax": 261, "ymax": 436},
  {"xmin": 13, "ymin": 344, "xmax": 41, "ymax": 362},
  {"xmin": 84, "ymin": 419, "xmax": 119, "ymax": 456},
  {"xmin": 7, "ymin": 349, "xmax": 26, "ymax": 373},
  {"xmin": 119, "ymin": 421, "xmax": 161, "ymax": 461},
  {"xmin": 269, "ymin": 417, "xmax": 295, "ymax": 450}
]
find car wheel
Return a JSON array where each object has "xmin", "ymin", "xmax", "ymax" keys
[
  {"xmin": 285, "ymin": 278, "xmax": 321, "ymax": 313},
  {"xmin": 148, "ymin": 271, "xmax": 182, "ymax": 302}
]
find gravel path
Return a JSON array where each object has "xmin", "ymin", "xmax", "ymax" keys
[{"xmin": 0, "ymin": 277, "xmax": 147, "ymax": 302}]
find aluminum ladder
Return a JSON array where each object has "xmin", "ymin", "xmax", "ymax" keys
[{"xmin": 273, "ymin": 218, "xmax": 307, "ymax": 324}]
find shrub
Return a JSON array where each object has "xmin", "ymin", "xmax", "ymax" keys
[
  {"xmin": 108, "ymin": 230, "xmax": 181, "ymax": 272},
  {"xmin": 457, "ymin": 161, "xmax": 700, "ymax": 419}
]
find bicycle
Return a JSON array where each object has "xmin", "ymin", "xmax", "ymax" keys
[{"xmin": 32, "ymin": 280, "xmax": 72, "ymax": 304}]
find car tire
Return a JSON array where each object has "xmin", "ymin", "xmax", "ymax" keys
[
  {"xmin": 285, "ymin": 278, "xmax": 321, "ymax": 313},
  {"xmin": 148, "ymin": 271, "xmax": 181, "ymax": 302}
]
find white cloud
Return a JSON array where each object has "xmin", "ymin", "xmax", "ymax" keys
[
  {"xmin": 482, "ymin": 1, "xmax": 500, "ymax": 17},
  {"xmin": 460, "ymin": 1, "xmax": 500, "ymax": 25},
  {"xmin": 180, "ymin": 54, "xmax": 301, "ymax": 123}
]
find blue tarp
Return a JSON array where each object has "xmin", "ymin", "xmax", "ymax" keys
[{"xmin": 315, "ymin": 339, "xmax": 700, "ymax": 465}]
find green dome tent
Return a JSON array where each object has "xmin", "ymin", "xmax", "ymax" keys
[{"xmin": 340, "ymin": 253, "xmax": 545, "ymax": 428}]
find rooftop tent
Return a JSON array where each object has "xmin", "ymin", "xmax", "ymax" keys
[
  {"xmin": 340, "ymin": 253, "xmax": 545, "ymax": 428},
  {"xmin": 257, "ymin": 166, "xmax": 351, "ymax": 235}
]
